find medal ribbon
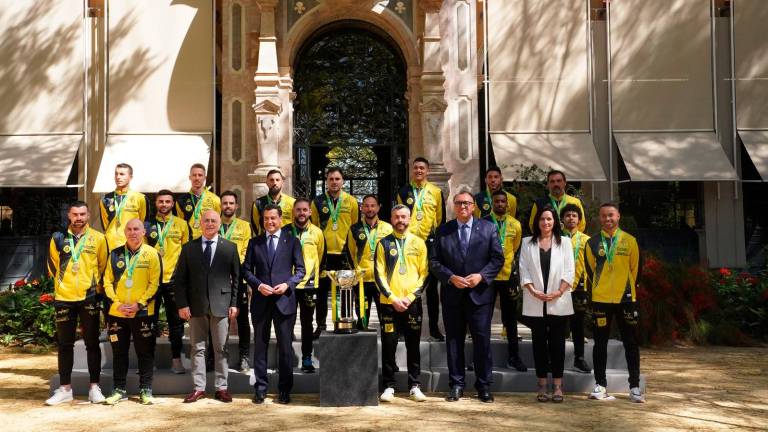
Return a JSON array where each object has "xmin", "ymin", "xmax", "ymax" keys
[
  {"xmin": 572, "ymin": 231, "xmax": 582, "ymax": 262},
  {"xmin": 325, "ymin": 193, "xmax": 342, "ymax": 225},
  {"xmin": 123, "ymin": 248, "xmax": 141, "ymax": 283},
  {"xmin": 291, "ymin": 224, "xmax": 307, "ymax": 248},
  {"xmin": 490, "ymin": 213, "xmax": 507, "ymax": 250},
  {"xmin": 114, "ymin": 192, "xmax": 128, "ymax": 224},
  {"xmin": 219, "ymin": 221, "xmax": 236, "ymax": 240},
  {"xmin": 484, "ymin": 189, "xmax": 493, "ymax": 211},
  {"xmin": 156, "ymin": 216, "xmax": 174, "ymax": 248},
  {"xmin": 600, "ymin": 229, "xmax": 621, "ymax": 266},
  {"xmin": 67, "ymin": 230, "xmax": 90, "ymax": 265},
  {"xmin": 548, "ymin": 194, "xmax": 567, "ymax": 217},
  {"xmin": 394, "ymin": 237, "xmax": 407, "ymax": 273},
  {"xmin": 363, "ymin": 222, "xmax": 378, "ymax": 258},
  {"xmin": 191, "ymin": 190, "xmax": 207, "ymax": 225},
  {"xmin": 411, "ymin": 182, "xmax": 425, "ymax": 213}
]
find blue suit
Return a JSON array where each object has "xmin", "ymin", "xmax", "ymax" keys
[
  {"xmin": 430, "ymin": 217, "xmax": 504, "ymax": 391},
  {"xmin": 243, "ymin": 231, "xmax": 305, "ymax": 393}
]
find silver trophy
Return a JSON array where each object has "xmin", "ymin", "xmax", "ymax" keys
[{"xmin": 328, "ymin": 269, "xmax": 366, "ymax": 334}]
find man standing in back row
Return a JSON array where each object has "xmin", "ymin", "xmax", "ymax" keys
[
  {"xmin": 100, "ymin": 163, "xmax": 148, "ymax": 251},
  {"xmin": 529, "ymin": 170, "xmax": 585, "ymax": 234},
  {"xmin": 252, "ymin": 170, "xmax": 295, "ymax": 236},
  {"xmin": 397, "ymin": 157, "xmax": 446, "ymax": 341},
  {"xmin": 177, "ymin": 163, "xmax": 221, "ymax": 240}
]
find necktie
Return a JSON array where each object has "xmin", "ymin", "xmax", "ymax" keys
[
  {"xmin": 460, "ymin": 224, "xmax": 469, "ymax": 255},
  {"xmin": 268, "ymin": 235, "xmax": 276, "ymax": 262},
  {"xmin": 203, "ymin": 240, "xmax": 213, "ymax": 267}
]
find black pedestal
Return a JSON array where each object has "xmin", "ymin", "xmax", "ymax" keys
[{"xmin": 318, "ymin": 331, "xmax": 378, "ymax": 406}]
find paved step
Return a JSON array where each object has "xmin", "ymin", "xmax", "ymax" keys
[{"xmin": 73, "ymin": 336, "xmax": 627, "ymax": 370}]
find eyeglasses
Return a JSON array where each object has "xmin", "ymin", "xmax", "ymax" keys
[{"xmin": 453, "ymin": 201, "xmax": 474, "ymax": 207}]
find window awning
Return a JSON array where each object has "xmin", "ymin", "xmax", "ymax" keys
[
  {"xmin": 491, "ymin": 133, "xmax": 606, "ymax": 181},
  {"xmin": 739, "ymin": 130, "xmax": 768, "ymax": 181},
  {"xmin": 93, "ymin": 134, "xmax": 211, "ymax": 193},
  {"xmin": 0, "ymin": 135, "xmax": 81, "ymax": 187},
  {"xmin": 614, "ymin": 132, "xmax": 737, "ymax": 181}
]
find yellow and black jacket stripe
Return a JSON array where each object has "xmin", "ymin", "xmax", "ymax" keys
[
  {"xmin": 47, "ymin": 226, "xmax": 108, "ymax": 302},
  {"xmin": 483, "ymin": 214, "xmax": 522, "ymax": 281},
  {"xmin": 528, "ymin": 194, "xmax": 586, "ymax": 233},
  {"xmin": 346, "ymin": 220, "xmax": 394, "ymax": 283},
  {"xmin": 396, "ymin": 181, "xmax": 445, "ymax": 240},
  {"xmin": 585, "ymin": 230, "xmax": 639, "ymax": 304},
  {"xmin": 311, "ymin": 192, "xmax": 360, "ymax": 255},
  {"xmin": 100, "ymin": 190, "xmax": 149, "ymax": 250},
  {"xmin": 104, "ymin": 244, "xmax": 162, "ymax": 318},
  {"xmin": 221, "ymin": 218, "xmax": 253, "ymax": 264},
  {"xmin": 251, "ymin": 194, "xmax": 295, "ymax": 236},
  {"xmin": 567, "ymin": 230, "xmax": 590, "ymax": 292},
  {"xmin": 144, "ymin": 216, "xmax": 191, "ymax": 284},
  {"xmin": 474, "ymin": 189, "xmax": 518, "ymax": 219},
  {"xmin": 283, "ymin": 223, "xmax": 325, "ymax": 289},
  {"xmin": 374, "ymin": 232, "xmax": 428, "ymax": 304},
  {"xmin": 176, "ymin": 190, "xmax": 221, "ymax": 240}
]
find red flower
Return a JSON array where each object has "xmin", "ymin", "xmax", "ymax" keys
[
  {"xmin": 39, "ymin": 293, "xmax": 54, "ymax": 304},
  {"xmin": 14, "ymin": 278, "xmax": 26, "ymax": 287},
  {"xmin": 719, "ymin": 268, "xmax": 731, "ymax": 277}
]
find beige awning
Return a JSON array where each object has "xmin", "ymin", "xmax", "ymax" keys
[
  {"xmin": 740, "ymin": 130, "xmax": 768, "ymax": 180},
  {"xmin": 0, "ymin": 135, "xmax": 81, "ymax": 187},
  {"xmin": 491, "ymin": 133, "xmax": 606, "ymax": 181},
  {"xmin": 734, "ymin": 0, "xmax": 768, "ymax": 130},
  {"xmin": 93, "ymin": 134, "xmax": 211, "ymax": 193},
  {"xmin": 614, "ymin": 132, "xmax": 737, "ymax": 181}
]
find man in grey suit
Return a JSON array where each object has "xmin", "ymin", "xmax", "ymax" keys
[{"xmin": 175, "ymin": 209, "xmax": 240, "ymax": 403}]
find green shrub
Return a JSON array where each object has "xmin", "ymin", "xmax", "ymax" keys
[{"xmin": 0, "ymin": 277, "xmax": 56, "ymax": 346}]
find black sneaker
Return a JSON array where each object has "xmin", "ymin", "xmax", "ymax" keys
[
  {"xmin": 507, "ymin": 356, "xmax": 528, "ymax": 372},
  {"xmin": 429, "ymin": 330, "xmax": 445, "ymax": 342},
  {"xmin": 301, "ymin": 356, "xmax": 315, "ymax": 373},
  {"xmin": 574, "ymin": 357, "xmax": 592, "ymax": 373}
]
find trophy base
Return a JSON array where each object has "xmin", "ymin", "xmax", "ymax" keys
[{"xmin": 334, "ymin": 321, "xmax": 358, "ymax": 334}]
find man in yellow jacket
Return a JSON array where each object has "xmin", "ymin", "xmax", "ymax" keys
[
  {"xmin": 528, "ymin": 170, "xmax": 586, "ymax": 233},
  {"xmin": 176, "ymin": 163, "xmax": 221, "ymax": 239},
  {"xmin": 375, "ymin": 205, "xmax": 428, "ymax": 403},
  {"xmin": 99, "ymin": 163, "xmax": 148, "ymax": 251},
  {"xmin": 45, "ymin": 201, "xmax": 108, "ymax": 406},
  {"xmin": 103, "ymin": 219, "xmax": 161, "ymax": 405},
  {"xmin": 561, "ymin": 203, "xmax": 591, "ymax": 374}
]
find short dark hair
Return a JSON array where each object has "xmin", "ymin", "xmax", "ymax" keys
[
  {"xmin": 486, "ymin": 166, "xmax": 502, "ymax": 176},
  {"xmin": 156, "ymin": 189, "xmax": 174, "ymax": 201},
  {"xmin": 190, "ymin": 163, "xmax": 206, "ymax": 173},
  {"xmin": 69, "ymin": 201, "xmax": 88, "ymax": 211},
  {"xmin": 599, "ymin": 202, "xmax": 620, "ymax": 212},
  {"xmin": 220, "ymin": 190, "xmax": 238, "ymax": 203},
  {"xmin": 530, "ymin": 204, "xmax": 562, "ymax": 245},
  {"xmin": 362, "ymin": 194, "xmax": 379, "ymax": 204},
  {"xmin": 326, "ymin": 167, "xmax": 344, "ymax": 179},
  {"xmin": 115, "ymin": 163, "xmax": 133, "ymax": 175},
  {"xmin": 546, "ymin": 169, "xmax": 566, "ymax": 183},
  {"xmin": 413, "ymin": 157, "xmax": 430, "ymax": 167},
  {"xmin": 560, "ymin": 203, "xmax": 582, "ymax": 221},
  {"xmin": 294, "ymin": 197, "xmax": 311, "ymax": 207},
  {"xmin": 491, "ymin": 189, "xmax": 507, "ymax": 199},
  {"xmin": 263, "ymin": 203, "xmax": 282, "ymax": 217},
  {"xmin": 266, "ymin": 169, "xmax": 284, "ymax": 179}
]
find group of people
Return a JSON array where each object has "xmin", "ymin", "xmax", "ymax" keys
[{"xmin": 44, "ymin": 158, "xmax": 645, "ymax": 407}]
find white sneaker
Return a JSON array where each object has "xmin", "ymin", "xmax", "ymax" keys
[
  {"xmin": 409, "ymin": 386, "xmax": 427, "ymax": 402},
  {"xmin": 45, "ymin": 387, "xmax": 73, "ymax": 406},
  {"xmin": 88, "ymin": 385, "xmax": 106, "ymax": 404},
  {"xmin": 589, "ymin": 384, "xmax": 608, "ymax": 400},
  {"xmin": 380, "ymin": 387, "xmax": 395, "ymax": 402},
  {"xmin": 629, "ymin": 387, "xmax": 646, "ymax": 403}
]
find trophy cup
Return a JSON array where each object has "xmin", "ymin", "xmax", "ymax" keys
[{"xmin": 327, "ymin": 269, "xmax": 366, "ymax": 334}]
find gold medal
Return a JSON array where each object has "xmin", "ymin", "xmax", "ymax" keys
[
  {"xmin": 126, "ymin": 279, "xmax": 134, "ymax": 288},
  {"xmin": 416, "ymin": 211, "xmax": 424, "ymax": 221},
  {"xmin": 332, "ymin": 222, "xmax": 338, "ymax": 231},
  {"xmin": 159, "ymin": 248, "xmax": 165, "ymax": 258},
  {"xmin": 72, "ymin": 262, "xmax": 80, "ymax": 273},
  {"xmin": 193, "ymin": 221, "xmax": 200, "ymax": 229},
  {"xmin": 399, "ymin": 265, "xmax": 407, "ymax": 275},
  {"xmin": 116, "ymin": 219, "xmax": 121, "ymax": 228}
]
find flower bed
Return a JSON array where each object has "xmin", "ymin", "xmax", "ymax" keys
[{"xmin": 0, "ymin": 278, "xmax": 56, "ymax": 346}]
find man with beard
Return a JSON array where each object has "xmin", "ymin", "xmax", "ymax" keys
[
  {"xmin": 375, "ymin": 205, "xmax": 428, "ymax": 402},
  {"xmin": 311, "ymin": 167, "xmax": 359, "ymax": 337},
  {"xmin": 346, "ymin": 194, "xmax": 393, "ymax": 329},
  {"xmin": 100, "ymin": 163, "xmax": 149, "ymax": 251},
  {"xmin": 252, "ymin": 170, "xmax": 295, "ymax": 235},
  {"xmin": 45, "ymin": 202, "xmax": 108, "ymax": 405},
  {"xmin": 474, "ymin": 166, "xmax": 517, "ymax": 219},
  {"xmin": 176, "ymin": 163, "xmax": 221, "ymax": 240},
  {"xmin": 528, "ymin": 170, "xmax": 586, "ymax": 233},
  {"xmin": 220, "ymin": 190, "xmax": 254, "ymax": 372},
  {"xmin": 283, "ymin": 198, "xmax": 324, "ymax": 372},
  {"xmin": 144, "ymin": 190, "xmax": 191, "ymax": 374}
]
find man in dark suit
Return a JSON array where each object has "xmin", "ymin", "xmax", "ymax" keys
[
  {"xmin": 243, "ymin": 204, "xmax": 305, "ymax": 404},
  {"xmin": 430, "ymin": 190, "xmax": 504, "ymax": 403},
  {"xmin": 175, "ymin": 210, "xmax": 240, "ymax": 403}
]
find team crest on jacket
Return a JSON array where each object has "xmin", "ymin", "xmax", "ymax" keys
[
  {"xmin": 150, "ymin": 231, "xmax": 158, "ymax": 238},
  {"xmin": 358, "ymin": 233, "xmax": 366, "ymax": 240},
  {"xmin": 322, "ymin": 207, "xmax": 329, "ymax": 214},
  {"xmin": 389, "ymin": 248, "xmax": 398, "ymax": 256},
  {"xmin": 109, "ymin": 205, "xmax": 115, "ymax": 212},
  {"xmin": 63, "ymin": 245, "xmax": 71, "ymax": 253},
  {"xmin": 406, "ymin": 197, "xmax": 414, "ymax": 205},
  {"xmin": 117, "ymin": 260, "xmax": 125, "ymax": 268},
  {"xmin": 483, "ymin": 203, "xmax": 490, "ymax": 210},
  {"xmin": 185, "ymin": 205, "xmax": 193, "ymax": 212},
  {"xmin": 598, "ymin": 248, "xmax": 605, "ymax": 257}
]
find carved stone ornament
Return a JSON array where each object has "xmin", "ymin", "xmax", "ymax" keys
[
  {"xmin": 419, "ymin": 97, "xmax": 448, "ymax": 113},
  {"xmin": 253, "ymin": 98, "xmax": 282, "ymax": 116}
]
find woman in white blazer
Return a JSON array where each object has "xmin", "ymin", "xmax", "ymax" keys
[{"xmin": 519, "ymin": 204, "xmax": 575, "ymax": 403}]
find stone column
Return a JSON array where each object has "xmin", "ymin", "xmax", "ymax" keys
[
  {"xmin": 419, "ymin": 0, "xmax": 452, "ymax": 194},
  {"xmin": 250, "ymin": 0, "xmax": 282, "ymax": 198}
]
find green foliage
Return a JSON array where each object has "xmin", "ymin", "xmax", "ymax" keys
[
  {"xmin": 0, "ymin": 278, "xmax": 56, "ymax": 346},
  {"xmin": 710, "ymin": 268, "xmax": 768, "ymax": 343}
]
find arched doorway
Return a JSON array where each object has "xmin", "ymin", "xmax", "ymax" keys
[{"xmin": 292, "ymin": 22, "xmax": 408, "ymax": 216}]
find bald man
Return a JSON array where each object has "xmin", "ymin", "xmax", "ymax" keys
[{"xmin": 175, "ymin": 210, "xmax": 241, "ymax": 403}]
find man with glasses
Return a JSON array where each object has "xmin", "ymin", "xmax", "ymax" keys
[{"xmin": 430, "ymin": 190, "xmax": 504, "ymax": 403}]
